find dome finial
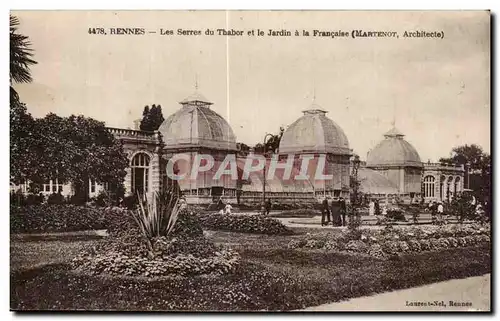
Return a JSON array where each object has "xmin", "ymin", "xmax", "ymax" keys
[
  {"xmin": 179, "ymin": 74, "xmax": 213, "ymax": 107},
  {"xmin": 391, "ymin": 102, "xmax": 397, "ymax": 128},
  {"xmin": 384, "ymin": 126, "xmax": 405, "ymax": 138},
  {"xmin": 303, "ymin": 86, "xmax": 327, "ymax": 115}
]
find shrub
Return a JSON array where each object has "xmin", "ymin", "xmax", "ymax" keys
[
  {"xmin": 91, "ymin": 190, "xmax": 113, "ymax": 207},
  {"xmin": 407, "ymin": 239, "xmax": 422, "ymax": 252},
  {"xmin": 448, "ymin": 237, "xmax": 459, "ymax": 248},
  {"xmin": 386, "ymin": 208, "xmax": 407, "ymax": 221},
  {"xmin": 198, "ymin": 213, "xmax": 293, "ymax": 235},
  {"xmin": 367, "ymin": 244, "xmax": 386, "ymax": 259},
  {"xmin": 304, "ymin": 239, "xmax": 325, "ymax": 249},
  {"xmin": 47, "ymin": 192, "xmax": 65, "ymax": 205},
  {"xmin": 10, "ymin": 204, "xmax": 108, "ymax": 233},
  {"xmin": 398, "ymin": 241, "xmax": 410, "ymax": 253},
  {"xmin": 344, "ymin": 240, "xmax": 369, "ymax": 254},
  {"xmin": 323, "ymin": 240, "xmax": 339, "ymax": 251},
  {"xmin": 122, "ymin": 194, "xmax": 139, "ymax": 210}
]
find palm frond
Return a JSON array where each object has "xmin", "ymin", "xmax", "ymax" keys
[{"xmin": 10, "ymin": 14, "xmax": 37, "ymax": 84}]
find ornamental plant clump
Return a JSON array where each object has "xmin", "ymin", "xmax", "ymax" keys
[
  {"xmin": 72, "ymin": 184, "xmax": 242, "ymax": 278},
  {"xmin": 130, "ymin": 188, "xmax": 182, "ymax": 259}
]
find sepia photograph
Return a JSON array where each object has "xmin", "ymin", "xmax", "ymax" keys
[{"xmin": 9, "ymin": 10, "xmax": 491, "ymax": 312}]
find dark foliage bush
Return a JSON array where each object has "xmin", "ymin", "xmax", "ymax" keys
[
  {"xmin": 198, "ymin": 213, "xmax": 293, "ymax": 235},
  {"xmin": 10, "ymin": 204, "xmax": 109, "ymax": 233},
  {"xmin": 90, "ymin": 190, "xmax": 113, "ymax": 207},
  {"xmin": 122, "ymin": 194, "xmax": 139, "ymax": 210},
  {"xmin": 10, "ymin": 191, "xmax": 26, "ymax": 206},
  {"xmin": 237, "ymin": 202, "xmax": 319, "ymax": 211},
  {"xmin": 47, "ymin": 192, "xmax": 65, "ymax": 205},
  {"xmin": 386, "ymin": 208, "xmax": 407, "ymax": 221}
]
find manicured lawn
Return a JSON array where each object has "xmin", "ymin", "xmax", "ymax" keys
[
  {"xmin": 10, "ymin": 231, "xmax": 491, "ymax": 311},
  {"xmin": 10, "ymin": 238, "xmax": 102, "ymax": 271}
]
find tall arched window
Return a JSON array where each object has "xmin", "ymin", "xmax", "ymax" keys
[
  {"xmin": 424, "ymin": 175, "xmax": 435, "ymax": 198},
  {"xmin": 131, "ymin": 153, "xmax": 150, "ymax": 195},
  {"xmin": 454, "ymin": 177, "xmax": 461, "ymax": 195}
]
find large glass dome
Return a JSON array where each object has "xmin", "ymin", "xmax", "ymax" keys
[
  {"xmin": 278, "ymin": 102, "xmax": 350, "ymax": 155},
  {"xmin": 366, "ymin": 127, "xmax": 422, "ymax": 168},
  {"xmin": 158, "ymin": 91, "xmax": 237, "ymax": 151}
]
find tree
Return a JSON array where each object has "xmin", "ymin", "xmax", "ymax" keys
[
  {"xmin": 12, "ymin": 112, "xmax": 129, "ymax": 202},
  {"xmin": 449, "ymin": 192, "xmax": 476, "ymax": 223},
  {"xmin": 10, "ymin": 101, "xmax": 38, "ymax": 184},
  {"xmin": 38, "ymin": 114, "xmax": 129, "ymax": 201},
  {"xmin": 254, "ymin": 126, "xmax": 285, "ymax": 153},
  {"xmin": 10, "ymin": 15, "xmax": 37, "ymax": 106},
  {"xmin": 439, "ymin": 144, "xmax": 485, "ymax": 171},
  {"xmin": 439, "ymin": 144, "xmax": 491, "ymax": 205},
  {"xmin": 140, "ymin": 104, "xmax": 165, "ymax": 131}
]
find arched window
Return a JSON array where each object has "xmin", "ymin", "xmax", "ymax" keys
[
  {"xmin": 454, "ymin": 177, "xmax": 461, "ymax": 195},
  {"xmin": 423, "ymin": 175, "xmax": 435, "ymax": 198},
  {"xmin": 131, "ymin": 153, "xmax": 150, "ymax": 195}
]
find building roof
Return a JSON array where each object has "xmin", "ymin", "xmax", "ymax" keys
[
  {"xmin": 158, "ymin": 91, "xmax": 237, "ymax": 151},
  {"xmin": 358, "ymin": 168, "xmax": 399, "ymax": 195},
  {"xmin": 366, "ymin": 126, "xmax": 422, "ymax": 168},
  {"xmin": 278, "ymin": 101, "xmax": 351, "ymax": 155}
]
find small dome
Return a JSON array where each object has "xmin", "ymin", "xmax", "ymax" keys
[
  {"xmin": 366, "ymin": 126, "xmax": 422, "ymax": 168},
  {"xmin": 159, "ymin": 91, "xmax": 237, "ymax": 151},
  {"xmin": 279, "ymin": 102, "xmax": 350, "ymax": 155}
]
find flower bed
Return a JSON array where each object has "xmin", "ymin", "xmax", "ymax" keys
[
  {"xmin": 288, "ymin": 224, "xmax": 490, "ymax": 258},
  {"xmin": 71, "ymin": 210, "xmax": 242, "ymax": 277},
  {"xmin": 11, "ymin": 245, "xmax": 491, "ymax": 311},
  {"xmin": 198, "ymin": 213, "xmax": 293, "ymax": 235},
  {"xmin": 72, "ymin": 247, "xmax": 241, "ymax": 277}
]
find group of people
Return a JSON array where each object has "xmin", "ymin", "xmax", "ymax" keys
[
  {"xmin": 216, "ymin": 197, "xmax": 272, "ymax": 215},
  {"xmin": 368, "ymin": 199, "xmax": 383, "ymax": 216},
  {"xmin": 216, "ymin": 197, "xmax": 233, "ymax": 214},
  {"xmin": 321, "ymin": 196, "xmax": 347, "ymax": 226},
  {"xmin": 428, "ymin": 201, "xmax": 444, "ymax": 216}
]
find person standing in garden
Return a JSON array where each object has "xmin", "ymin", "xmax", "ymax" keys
[
  {"xmin": 265, "ymin": 199, "xmax": 272, "ymax": 215},
  {"xmin": 369, "ymin": 199, "xmax": 375, "ymax": 216},
  {"xmin": 339, "ymin": 197, "xmax": 347, "ymax": 226},
  {"xmin": 374, "ymin": 199, "xmax": 380, "ymax": 216},
  {"xmin": 437, "ymin": 202, "xmax": 444, "ymax": 220},
  {"xmin": 321, "ymin": 197, "xmax": 331, "ymax": 226},
  {"xmin": 225, "ymin": 202, "xmax": 233, "ymax": 214}
]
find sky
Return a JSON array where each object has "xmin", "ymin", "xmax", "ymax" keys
[{"xmin": 12, "ymin": 10, "xmax": 490, "ymax": 162}]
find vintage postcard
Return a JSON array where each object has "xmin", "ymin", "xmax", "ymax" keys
[{"xmin": 10, "ymin": 10, "xmax": 491, "ymax": 312}]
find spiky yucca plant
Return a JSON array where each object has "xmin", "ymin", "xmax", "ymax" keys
[{"xmin": 130, "ymin": 186, "xmax": 182, "ymax": 258}]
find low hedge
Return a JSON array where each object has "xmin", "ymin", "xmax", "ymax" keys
[
  {"xmin": 198, "ymin": 213, "xmax": 293, "ymax": 235},
  {"xmin": 10, "ymin": 204, "xmax": 113, "ymax": 233}
]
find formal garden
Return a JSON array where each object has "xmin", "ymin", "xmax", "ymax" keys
[
  {"xmin": 10, "ymin": 187, "xmax": 491, "ymax": 311},
  {"xmin": 9, "ymin": 14, "xmax": 492, "ymax": 311}
]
